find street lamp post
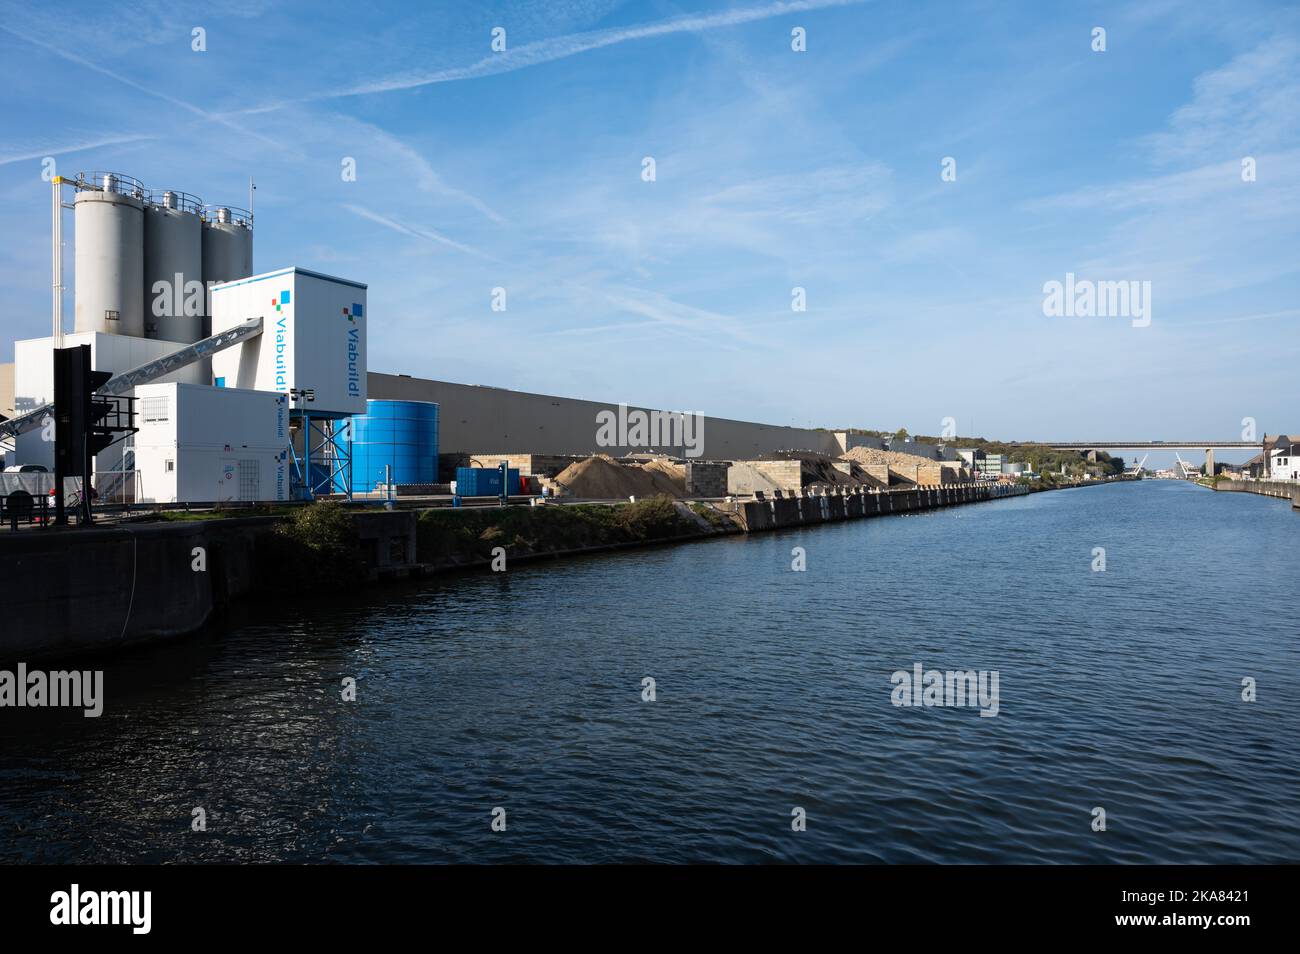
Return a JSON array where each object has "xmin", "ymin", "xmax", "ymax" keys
[{"xmin": 290, "ymin": 387, "xmax": 315, "ymax": 499}]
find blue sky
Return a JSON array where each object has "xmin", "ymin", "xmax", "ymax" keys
[{"xmin": 1, "ymin": 0, "xmax": 1297, "ymax": 458}]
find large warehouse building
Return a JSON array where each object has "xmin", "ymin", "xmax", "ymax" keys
[
  {"xmin": 369, "ymin": 372, "xmax": 955, "ymax": 463},
  {"xmin": 369, "ymin": 372, "xmax": 845, "ymax": 460}
]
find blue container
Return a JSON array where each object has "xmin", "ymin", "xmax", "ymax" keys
[
  {"xmin": 337, "ymin": 400, "xmax": 439, "ymax": 495},
  {"xmin": 455, "ymin": 466, "xmax": 520, "ymax": 497}
]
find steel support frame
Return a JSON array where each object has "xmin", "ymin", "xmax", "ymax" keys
[{"xmin": 289, "ymin": 411, "xmax": 352, "ymax": 501}]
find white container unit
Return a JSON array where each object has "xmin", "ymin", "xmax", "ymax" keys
[
  {"xmin": 210, "ymin": 266, "xmax": 367, "ymax": 417},
  {"xmin": 133, "ymin": 382, "xmax": 290, "ymax": 503}
]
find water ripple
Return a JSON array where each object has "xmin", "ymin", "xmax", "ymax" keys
[{"xmin": 1, "ymin": 480, "xmax": 1298, "ymax": 863}]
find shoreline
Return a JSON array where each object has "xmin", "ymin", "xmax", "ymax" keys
[
  {"xmin": 1209, "ymin": 478, "xmax": 1300, "ymax": 508},
  {"xmin": 1, "ymin": 479, "xmax": 1131, "ymax": 662}
]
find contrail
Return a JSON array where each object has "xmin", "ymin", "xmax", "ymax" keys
[
  {"xmin": 0, "ymin": 133, "xmax": 155, "ymax": 167},
  {"xmin": 0, "ymin": 24, "xmax": 287, "ymax": 151},
  {"xmin": 235, "ymin": 0, "xmax": 866, "ymax": 114},
  {"xmin": 343, "ymin": 203, "xmax": 494, "ymax": 260}
]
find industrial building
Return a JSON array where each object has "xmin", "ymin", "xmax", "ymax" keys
[
  {"xmin": 0, "ymin": 168, "xmax": 962, "ymax": 507},
  {"xmin": 367, "ymin": 373, "xmax": 958, "ymax": 464},
  {"xmin": 0, "ymin": 171, "xmax": 375, "ymax": 504}
]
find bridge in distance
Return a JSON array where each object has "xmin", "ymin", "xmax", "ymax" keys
[
  {"xmin": 1022, "ymin": 440, "xmax": 1261, "ymax": 472},
  {"xmin": 1040, "ymin": 441, "xmax": 1257, "ymax": 450}
]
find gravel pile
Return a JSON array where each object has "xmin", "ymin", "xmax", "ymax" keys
[{"xmin": 552, "ymin": 455, "xmax": 685, "ymax": 499}]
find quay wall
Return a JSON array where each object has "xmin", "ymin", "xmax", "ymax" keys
[
  {"xmin": 729, "ymin": 483, "xmax": 1023, "ymax": 530},
  {"xmin": 2, "ymin": 483, "xmax": 1030, "ymax": 660},
  {"xmin": 0, "ymin": 517, "xmax": 276, "ymax": 660},
  {"xmin": 1213, "ymin": 479, "xmax": 1300, "ymax": 507}
]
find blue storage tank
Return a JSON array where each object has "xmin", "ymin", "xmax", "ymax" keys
[{"xmin": 339, "ymin": 399, "xmax": 439, "ymax": 495}]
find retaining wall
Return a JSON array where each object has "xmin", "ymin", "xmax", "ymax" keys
[
  {"xmin": 1213, "ymin": 479, "xmax": 1300, "ymax": 507},
  {"xmin": 684, "ymin": 461, "xmax": 729, "ymax": 497},
  {"xmin": 2, "ymin": 483, "xmax": 1030, "ymax": 660},
  {"xmin": 0, "ymin": 517, "xmax": 276, "ymax": 660},
  {"xmin": 730, "ymin": 483, "xmax": 1024, "ymax": 531}
]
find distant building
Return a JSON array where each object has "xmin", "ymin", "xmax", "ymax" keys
[
  {"xmin": 1260, "ymin": 435, "xmax": 1300, "ymax": 477},
  {"xmin": 957, "ymin": 449, "xmax": 1005, "ymax": 476},
  {"xmin": 1269, "ymin": 441, "xmax": 1300, "ymax": 480},
  {"xmin": 0, "ymin": 362, "xmax": 12, "ymax": 468},
  {"xmin": 0, "ymin": 362, "xmax": 13, "ymax": 419}
]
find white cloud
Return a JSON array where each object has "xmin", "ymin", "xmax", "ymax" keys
[{"xmin": 1144, "ymin": 35, "xmax": 1300, "ymax": 163}]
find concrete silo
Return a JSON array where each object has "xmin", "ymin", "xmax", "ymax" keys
[
  {"xmin": 73, "ymin": 173, "xmax": 145, "ymax": 337},
  {"xmin": 143, "ymin": 190, "xmax": 204, "ymax": 343},
  {"xmin": 201, "ymin": 206, "xmax": 254, "ymax": 339},
  {"xmin": 201, "ymin": 206, "xmax": 254, "ymax": 280}
]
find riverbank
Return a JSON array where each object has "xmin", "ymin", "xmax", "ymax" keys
[
  {"xmin": 1, "ymin": 480, "xmax": 1094, "ymax": 660},
  {"xmin": 1211, "ymin": 478, "xmax": 1300, "ymax": 508},
  {"xmin": 8, "ymin": 478, "xmax": 1290, "ymax": 865}
]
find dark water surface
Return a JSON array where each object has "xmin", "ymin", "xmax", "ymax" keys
[{"xmin": 2, "ymin": 480, "xmax": 1298, "ymax": 863}]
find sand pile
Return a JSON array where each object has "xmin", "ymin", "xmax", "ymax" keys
[
  {"xmin": 552, "ymin": 455, "xmax": 685, "ymax": 499},
  {"xmin": 642, "ymin": 457, "xmax": 685, "ymax": 486},
  {"xmin": 840, "ymin": 446, "xmax": 938, "ymax": 467}
]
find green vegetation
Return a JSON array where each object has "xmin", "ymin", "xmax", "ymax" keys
[
  {"xmin": 690, "ymin": 502, "xmax": 728, "ymax": 528},
  {"xmin": 255, "ymin": 500, "xmax": 365, "ymax": 592},
  {"xmin": 124, "ymin": 503, "xmax": 296, "ymax": 522},
  {"xmin": 927, "ymin": 437, "xmax": 1124, "ymax": 477},
  {"xmin": 822, "ymin": 426, "xmax": 1125, "ymax": 477},
  {"xmin": 415, "ymin": 495, "xmax": 705, "ymax": 566}
]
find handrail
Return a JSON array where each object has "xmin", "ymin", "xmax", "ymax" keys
[
  {"xmin": 147, "ymin": 189, "xmax": 204, "ymax": 214},
  {"xmin": 201, "ymin": 205, "xmax": 253, "ymax": 228},
  {"xmin": 71, "ymin": 171, "xmax": 146, "ymax": 198}
]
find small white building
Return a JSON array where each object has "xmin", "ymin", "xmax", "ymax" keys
[
  {"xmin": 133, "ymin": 382, "xmax": 291, "ymax": 503},
  {"xmin": 1269, "ymin": 443, "xmax": 1299, "ymax": 481}
]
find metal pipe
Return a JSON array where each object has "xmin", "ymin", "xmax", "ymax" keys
[{"xmin": 52, "ymin": 177, "xmax": 63, "ymax": 346}]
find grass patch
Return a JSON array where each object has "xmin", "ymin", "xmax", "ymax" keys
[
  {"xmin": 416, "ymin": 495, "xmax": 700, "ymax": 566},
  {"xmin": 689, "ymin": 502, "xmax": 727, "ymax": 528},
  {"xmin": 125, "ymin": 503, "xmax": 295, "ymax": 522}
]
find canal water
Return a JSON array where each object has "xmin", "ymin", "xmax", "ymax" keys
[{"xmin": 2, "ymin": 480, "xmax": 1297, "ymax": 863}]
